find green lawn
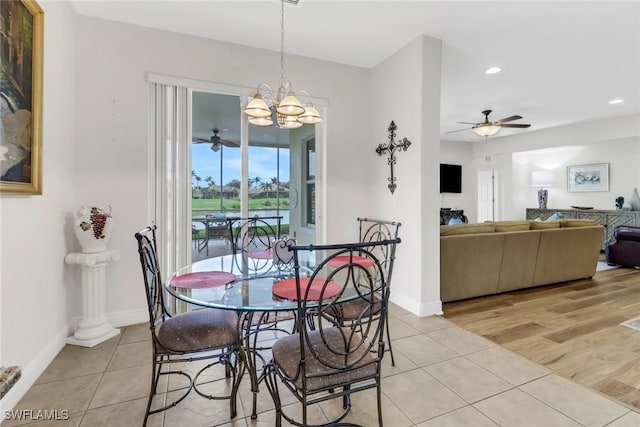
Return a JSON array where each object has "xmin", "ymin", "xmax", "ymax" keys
[{"xmin": 192, "ymin": 197, "xmax": 289, "ymax": 211}]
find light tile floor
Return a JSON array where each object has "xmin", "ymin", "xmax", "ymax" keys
[{"xmin": 4, "ymin": 304, "xmax": 640, "ymax": 427}]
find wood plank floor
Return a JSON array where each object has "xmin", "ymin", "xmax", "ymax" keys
[{"xmin": 443, "ymin": 265, "xmax": 640, "ymax": 411}]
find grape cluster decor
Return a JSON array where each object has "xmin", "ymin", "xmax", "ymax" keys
[
  {"xmin": 79, "ymin": 207, "xmax": 111, "ymax": 239},
  {"xmin": 74, "ymin": 205, "xmax": 114, "ymax": 253}
]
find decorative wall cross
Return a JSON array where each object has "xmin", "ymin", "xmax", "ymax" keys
[{"xmin": 375, "ymin": 121, "xmax": 412, "ymax": 194}]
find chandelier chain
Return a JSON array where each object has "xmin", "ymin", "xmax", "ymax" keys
[
  {"xmin": 243, "ymin": 0, "xmax": 321, "ymax": 127},
  {"xmin": 280, "ymin": 0, "xmax": 285, "ymax": 85}
]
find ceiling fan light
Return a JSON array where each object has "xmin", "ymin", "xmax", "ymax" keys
[
  {"xmin": 297, "ymin": 105, "xmax": 322, "ymax": 124},
  {"xmin": 276, "ymin": 95, "xmax": 305, "ymax": 116},
  {"xmin": 244, "ymin": 95, "xmax": 272, "ymax": 118},
  {"xmin": 248, "ymin": 116, "xmax": 274, "ymax": 127},
  {"xmin": 473, "ymin": 124, "xmax": 501, "ymax": 137}
]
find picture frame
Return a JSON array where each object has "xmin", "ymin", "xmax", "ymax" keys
[
  {"xmin": 0, "ymin": 0, "xmax": 44, "ymax": 194},
  {"xmin": 567, "ymin": 163, "xmax": 609, "ymax": 192}
]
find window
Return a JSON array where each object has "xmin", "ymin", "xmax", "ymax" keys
[{"xmin": 303, "ymin": 137, "xmax": 315, "ymax": 226}]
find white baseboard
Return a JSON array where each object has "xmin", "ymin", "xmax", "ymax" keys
[
  {"xmin": 417, "ymin": 300, "xmax": 443, "ymax": 317},
  {"xmin": 107, "ymin": 308, "xmax": 148, "ymax": 328},
  {"xmin": 390, "ymin": 293, "xmax": 443, "ymax": 317},
  {"xmin": 66, "ymin": 308, "xmax": 147, "ymax": 342},
  {"xmin": 0, "ymin": 325, "xmax": 68, "ymax": 415}
]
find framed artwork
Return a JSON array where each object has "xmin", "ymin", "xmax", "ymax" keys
[
  {"xmin": 567, "ymin": 163, "xmax": 609, "ymax": 192},
  {"xmin": 0, "ymin": 0, "xmax": 44, "ymax": 194}
]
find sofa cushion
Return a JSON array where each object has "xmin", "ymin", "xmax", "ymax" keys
[
  {"xmin": 440, "ymin": 233, "xmax": 504, "ymax": 301},
  {"xmin": 497, "ymin": 231, "xmax": 540, "ymax": 292},
  {"xmin": 440, "ymin": 223, "xmax": 495, "ymax": 236},
  {"xmin": 493, "ymin": 220, "xmax": 531, "ymax": 232},
  {"xmin": 559, "ymin": 219, "xmax": 598, "ymax": 228},
  {"xmin": 532, "ymin": 227, "xmax": 602, "ymax": 285},
  {"xmin": 530, "ymin": 221, "xmax": 560, "ymax": 230}
]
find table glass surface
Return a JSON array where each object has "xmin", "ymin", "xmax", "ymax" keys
[{"xmin": 167, "ymin": 251, "xmax": 366, "ymax": 312}]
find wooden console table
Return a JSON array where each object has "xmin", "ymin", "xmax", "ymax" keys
[{"xmin": 526, "ymin": 208, "xmax": 639, "ymax": 247}]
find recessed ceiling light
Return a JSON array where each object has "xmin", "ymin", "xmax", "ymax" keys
[
  {"xmin": 609, "ymin": 98, "xmax": 624, "ymax": 105},
  {"xmin": 485, "ymin": 67, "xmax": 501, "ymax": 75}
]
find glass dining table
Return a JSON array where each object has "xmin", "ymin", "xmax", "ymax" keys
[{"xmin": 166, "ymin": 250, "xmax": 338, "ymax": 419}]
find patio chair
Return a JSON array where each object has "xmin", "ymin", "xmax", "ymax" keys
[
  {"xmin": 264, "ymin": 238, "xmax": 400, "ymax": 426},
  {"xmin": 134, "ymin": 225, "xmax": 243, "ymax": 426}
]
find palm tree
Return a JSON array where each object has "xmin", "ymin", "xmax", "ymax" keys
[
  {"xmin": 253, "ymin": 176, "xmax": 262, "ymax": 189},
  {"xmin": 205, "ymin": 176, "xmax": 214, "ymax": 199},
  {"xmin": 261, "ymin": 181, "xmax": 272, "ymax": 198}
]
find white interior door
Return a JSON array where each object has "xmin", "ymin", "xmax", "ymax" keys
[{"xmin": 478, "ymin": 170, "xmax": 496, "ymax": 222}]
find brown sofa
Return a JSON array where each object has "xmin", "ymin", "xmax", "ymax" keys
[{"xmin": 440, "ymin": 219, "xmax": 604, "ymax": 302}]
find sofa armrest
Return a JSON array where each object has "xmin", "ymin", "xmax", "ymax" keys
[{"xmin": 612, "ymin": 226, "xmax": 640, "ymax": 242}]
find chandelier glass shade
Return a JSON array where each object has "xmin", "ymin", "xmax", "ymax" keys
[
  {"xmin": 243, "ymin": 0, "xmax": 322, "ymax": 128},
  {"xmin": 473, "ymin": 124, "xmax": 501, "ymax": 137}
]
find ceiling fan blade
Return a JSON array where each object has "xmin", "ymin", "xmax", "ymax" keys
[
  {"xmin": 496, "ymin": 115, "xmax": 523, "ymax": 123},
  {"xmin": 192, "ymin": 138, "xmax": 211, "ymax": 144},
  {"xmin": 219, "ymin": 139, "xmax": 240, "ymax": 147},
  {"xmin": 446, "ymin": 127, "xmax": 474, "ymax": 134},
  {"xmin": 456, "ymin": 121, "xmax": 479, "ymax": 125},
  {"xmin": 500, "ymin": 123, "xmax": 531, "ymax": 128}
]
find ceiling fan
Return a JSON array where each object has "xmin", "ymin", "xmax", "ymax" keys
[
  {"xmin": 448, "ymin": 109, "xmax": 531, "ymax": 137},
  {"xmin": 192, "ymin": 128, "xmax": 239, "ymax": 151}
]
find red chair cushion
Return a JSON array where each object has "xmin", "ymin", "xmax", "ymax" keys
[
  {"xmin": 169, "ymin": 271, "xmax": 236, "ymax": 289},
  {"xmin": 273, "ymin": 277, "xmax": 341, "ymax": 301}
]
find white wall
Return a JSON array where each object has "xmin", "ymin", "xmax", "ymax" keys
[
  {"xmin": 512, "ymin": 139, "xmax": 640, "ymax": 216},
  {"xmin": 72, "ymin": 16, "xmax": 372, "ymax": 324},
  {"xmin": 0, "ymin": 9, "xmax": 374, "ymax": 411},
  {"xmin": 473, "ymin": 114, "xmax": 640, "ymax": 219},
  {"xmin": 0, "ymin": 1, "xmax": 77, "ymax": 412},
  {"xmin": 440, "ymin": 140, "xmax": 476, "ymax": 222},
  {"xmin": 369, "ymin": 35, "xmax": 442, "ymax": 316}
]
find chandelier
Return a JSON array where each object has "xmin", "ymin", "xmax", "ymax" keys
[{"xmin": 243, "ymin": 0, "xmax": 322, "ymax": 129}]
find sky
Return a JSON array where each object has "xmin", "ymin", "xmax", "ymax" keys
[{"xmin": 191, "ymin": 143, "xmax": 290, "ymax": 188}]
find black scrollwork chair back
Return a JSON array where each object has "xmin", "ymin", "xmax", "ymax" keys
[
  {"xmin": 326, "ymin": 217, "xmax": 402, "ymax": 365},
  {"xmin": 227, "ymin": 216, "xmax": 282, "ymax": 259},
  {"xmin": 134, "ymin": 225, "xmax": 243, "ymax": 426},
  {"xmin": 271, "ymin": 237, "xmax": 297, "ymax": 277},
  {"xmin": 265, "ymin": 238, "xmax": 400, "ymax": 426}
]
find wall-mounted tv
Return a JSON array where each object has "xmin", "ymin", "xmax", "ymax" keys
[{"xmin": 440, "ymin": 164, "xmax": 462, "ymax": 193}]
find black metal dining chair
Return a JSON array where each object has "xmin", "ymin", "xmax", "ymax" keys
[
  {"xmin": 264, "ymin": 238, "xmax": 400, "ymax": 426},
  {"xmin": 271, "ymin": 237, "xmax": 297, "ymax": 277},
  {"xmin": 324, "ymin": 217, "xmax": 402, "ymax": 365},
  {"xmin": 226, "ymin": 216, "xmax": 283, "ymax": 276},
  {"xmin": 134, "ymin": 225, "xmax": 243, "ymax": 426}
]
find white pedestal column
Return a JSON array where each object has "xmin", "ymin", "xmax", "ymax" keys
[{"xmin": 65, "ymin": 250, "xmax": 121, "ymax": 347}]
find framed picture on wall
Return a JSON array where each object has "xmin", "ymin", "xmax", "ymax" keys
[
  {"xmin": 0, "ymin": 0, "xmax": 44, "ymax": 195},
  {"xmin": 567, "ymin": 163, "xmax": 609, "ymax": 192}
]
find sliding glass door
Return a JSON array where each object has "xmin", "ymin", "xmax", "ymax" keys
[{"xmin": 190, "ymin": 90, "xmax": 315, "ymax": 260}]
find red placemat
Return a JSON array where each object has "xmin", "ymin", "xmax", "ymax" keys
[
  {"xmin": 326, "ymin": 254, "xmax": 375, "ymax": 268},
  {"xmin": 170, "ymin": 271, "xmax": 236, "ymax": 289},
  {"xmin": 248, "ymin": 249, "xmax": 272, "ymax": 259},
  {"xmin": 272, "ymin": 278, "xmax": 341, "ymax": 301}
]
